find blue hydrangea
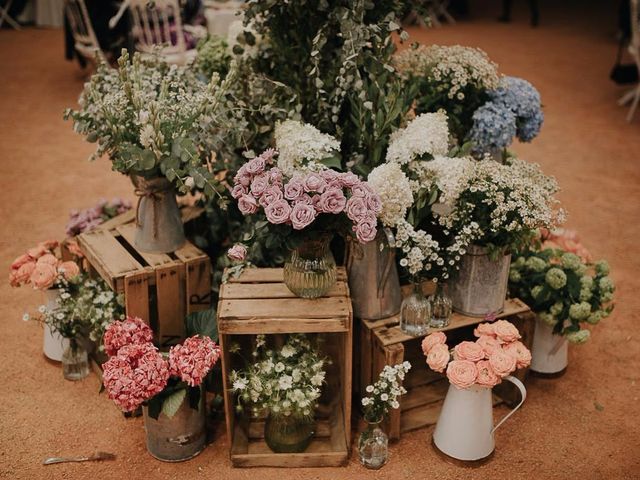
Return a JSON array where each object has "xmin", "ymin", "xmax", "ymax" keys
[
  {"xmin": 469, "ymin": 101, "xmax": 517, "ymax": 152},
  {"xmin": 517, "ymin": 108, "xmax": 544, "ymax": 142},
  {"xmin": 490, "ymin": 76, "xmax": 542, "ymax": 118}
]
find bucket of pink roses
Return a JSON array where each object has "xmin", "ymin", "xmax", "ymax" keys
[
  {"xmin": 422, "ymin": 320, "xmax": 531, "ymax": 464},
  {"xmin": 101, "ymin": 317, "xmax": 221, "ymax": 462}
]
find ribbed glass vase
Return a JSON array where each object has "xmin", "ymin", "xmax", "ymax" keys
[
  {"xmin": 283, "ymin": 236, "xmax": 337, "ymax": 298},
  {"xmin": 264, "ymin": 413, "xmax": 315, "ymax": 453}
]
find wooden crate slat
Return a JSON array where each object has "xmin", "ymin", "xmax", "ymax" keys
[
  {"xmin": 219, "ymin": 297, "xmax": 350, "ymax": 321},
  {"xmin": 173, "ymin": 242, "xmax": 209, "ymax": 263},
  {"xmin": 219, "ymin": 318, "xmax": 349, "ymax": 335},
  {"xmin": 95, "ymin": 209, "xmax": 136, "ymax": 231},
  {"xmin": 228, "ymin": 267, "xmax": 347, "ymax": 284},
  {"xmin": 221, "ymin": 281, "xmax": 348, "ymax": 300},
  {"xmin": 401, "ymin": 377, "xmax": 449, "ymax": 412},
  {"xmin": 185, "ymin": 257, "xmax": 212, "ymax": 313},
  {"xmin": 155, "ymin": 262, "xmax": 186, "ymax": 346},
  {"xmin": 115, "ymin": 224, "xmax": 174, "ymax": 267},
  {"xmin": 124, "ymin": 271, "xmax": 152, "ymax": 321}
]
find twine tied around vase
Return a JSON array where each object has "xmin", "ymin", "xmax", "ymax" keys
[{"xmin": 133, "ymin": 178, "xmax": 172, "ymax": 240}]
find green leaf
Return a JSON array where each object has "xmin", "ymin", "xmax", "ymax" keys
[
  {"xmin": 185, "ymin": 308, "xmax": 218, "ymax": 341},
  {"xmin": 318, "ymin": 154, "xmax": 342, "ymax": 170},
  {"xmin": 147, "ymin": 396, "xmax": 163, "ymax": 420},
  {"xmin": 139, "ymin": 150, "xmax": 156, "ymax": 170},
  {"xmin": 162, "ymin": 388, "xmax": 187, "ymax": 419}
]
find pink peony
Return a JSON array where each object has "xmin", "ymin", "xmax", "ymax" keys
[
  {"xmin": 265, "ymin": 199, "xmax": 292, "ymax": 224},
  {"xmin": 27, "ymin": 244, "xmax": 49, "ymax": 259},
  {"xmin": 29, "ymin": 263, "xmax": 58, "ymax": 290},
  {"xmin": 245, "ymin": 156, "xmax": 266, "ymax": 175},
  {"xmin": 454, "ymin": 341, "xmax": 486, "ymax": 362},
  {"xmin": 476, "ymin": 360, "xmax": 500, "ymax": 387},
  {"xmin": 9, "ymin": 261, "xmax": 36, "ymax": 287},
  {"xmin": 345, "ymin": 196, "xmax": 369, "ymax": 222},
  {"xmin": 477, "ymin": 335, "xmax": 502, "ymax": 358},
  {"xmin": 446, "ymin": 360, "xmax": 478, "ymax": 389},
  {"xmin": 474, "ymin": 322, "xmax": 496, "ymax": 338},
  {"xmin": 303, "ymin": 173, "xmax": 327, "ymax": 193},
  {"xmin": 169, "ymin": 336, "xmax": 221, "ymax": 387},
  {"xmin": 37, "ymin": 253, "xmax": 59, "ymax": 267},
  {"xmin": 421, "ymin": 331, "xmax": 447, "ymax": 355},
  {"xmin": 426, "ymin": 343, "xmax": 450, "ymax": 373},
  {"xmin": 284, "ymin": 177, "xmax": 305, "ymax": 201},
  {"xmin": 103, "ymin": 316, "xmax": 154, "ymax": 357},
  {"xmin": 317, "ymin": 188, "xmax": 347, "ymax": 214},
  {"xmin": 227, "ymin": 244, "xmax": 247, "ymax": 262},
  {"xmin": 231, "ymin": 184, "xmax": 247, "ymax": 199},
  {"xmin": 258, "ymin": 185, "xmax": 284, "ymax": 208},
  {"xmin": 58, "ymin": 261, "xmax": 80, "ymax": 280},
  {"xmin": 354, "ymin": 215, "xmax": 378, "ymax": 243},
  {"xmin": 488, "ymin": 349, "xmax": 517, "ymax": 377},
  {"xmin": 503, "ymin": 341, "xmax": 532, "ymax": 369},
  {"xmin": 10, "ymin": 254, "xmax": 32, "ymax": 270},
  {"xmin": 290, "ymin": 203, "xmax": 317, "ymax": 230},
  {"xmin": 238, "ymin": 194, "xmax": 259, "ymax": 215},
  {"xmin": 493, "ymin": 320, "xmax": 521, "ymax": 344},
  {"xmin": 250, "ymin": 173, "xmax": 270, "ymax": 197},
  {"xmin": 339, "ymin": 172, "xmax": 360, "ymax": 188}
]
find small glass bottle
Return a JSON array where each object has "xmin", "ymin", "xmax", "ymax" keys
[
  {"xmin": 430, "ymin": 282, "xmax": 453, "ymax": 329},
  {"xmin": 62, "ymin": 339, "xmax": 90, "ymax": 381},
  {"xmin": 358, "ymin": 417, "xmax": 388, "ymax": 469},
  {"xmin": 400, "ymin": 282, "xmax": 431, "ymax": 337}
]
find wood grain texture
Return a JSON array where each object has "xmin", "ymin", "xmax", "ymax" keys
[
  {"xmin": 155, "ymin": 262, "xmax": 186, "ymax": 346},
  {"xmin": 124, "ymin": 270, "xmax": 152, "ymax": 322}
]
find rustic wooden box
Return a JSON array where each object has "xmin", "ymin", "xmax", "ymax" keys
[
  {"xmin": 76, "ymin": 208, "xmax": 210, "ymax": 347},
  {"xmin": 217, "ymin": 267, "xmax": 353, "ymax": 468},
  {"xmin": 365, "ymin": 298, "xmax": 534, "ymax": 441}
]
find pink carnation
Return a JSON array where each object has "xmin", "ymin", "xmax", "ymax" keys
[
  {"xmin": 446, "ymin": 360, "xmax": 478, "ymax": 389},
  {"xmin": 454, "ymin": 341, "xmax": 486, "ymax": 362},
  {"xmin": 264, "ymin": 199, "xmax": 292, "ymax": 224},
  {"xmin": 227, "ymin": 244, "xmax": 247, "ymax": 262},
  {"xmin": 421, "ymin": 331, "xmax": 447, "ymax": 355},
  {"xmin": 290, "ymin": 203, "xmax": 317, "ymax": 230},
  {"xmin": 169, "ymin": 336, "xmax": 221, "ymax": 387},
  {"xmin": 503, "ymin": 341, "xmax": 532, "ymax": 369},
  {"xmin": 541, "ymin": 228, "xmax": 592, "ymax": 263},
  {"xmin": 317, "ymin": 188, "xmax": 347, "ymax": 214},
  {"xmin": 426, "ymin": 343, "xmax": 450, "ymax": 373},
  {"xmin": 488, "ymin": 349, "xmax": 517, "ymax": 377},
  {"xmin": 476, "ymin": 360, "xmax": 500, "ymax": 387},
  {"xmin": 474, "ymin": 322, "xmax": 496, "ymax": 338},
  {"xmin": 103, "ymin": 316, "xmax": 154, "ymax": 357},
  {"xmin": 238, "ymin": 194, "xmax": 259, "ymax": 215},
  {"xmin": 493, "ymin": 320, "xmax": 521, "ymax": 343}
]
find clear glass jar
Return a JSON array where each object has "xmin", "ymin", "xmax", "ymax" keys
[
  {"xmin": 264, "ymin": 412, "xmax": 315, "ymax": 453},
  {"xmin": 358, "ymin": 418, "xmax": 388, "ymax": 469},
  {"xmin": 283, "ymin": 236, "xmax": 337, "ymax": 298},
  {"xmin": 400, "ymin": 283, "xmax": 431, "ymax": 337},
  {"xmin": 430, "ymin": 282, "xmax": 453, "ymax": 329},
  {"xmin": 62, "ymin": 339, "xmax": 89, "ymax": 381}
]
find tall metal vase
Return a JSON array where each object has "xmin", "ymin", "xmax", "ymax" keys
[
  {"xmin": 131, "ymin": 175, "xmax": 186, "ymax": 254},
  {"xmin": 347, "ymin": 228, "xmax": 401, "ymax": 320}
]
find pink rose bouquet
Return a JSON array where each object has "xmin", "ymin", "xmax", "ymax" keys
[
  {"xmin": 9, "ymin": 241, "xmax": 81, "ymax": 290},
  {"xmin": 102, "ymin": 317, "xmax": 221, "ymax": 418},
  {"xmin": 422, "ymin": 320, "xmax": 530, "ymax": 389}
]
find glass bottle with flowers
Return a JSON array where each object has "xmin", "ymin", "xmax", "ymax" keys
[{"xmin": 359, "ymin": 362, "xmax": 411, "ymax": 469}]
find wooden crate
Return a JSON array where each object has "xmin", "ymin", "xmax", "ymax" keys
[
  {"xmin": 76, "ymin": 208, "xmax": 210, "ymax": 347},
  {"xmin": 367, "ymin": 298, "xmax": 535, "ymax": 441},
  {"xmin": 218, "ymin": 267, "xmax": 352, "ymax": 468}
]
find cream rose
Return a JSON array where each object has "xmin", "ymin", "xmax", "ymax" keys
[
  {"xmin": 446, "ymin": 360, "xmax": 478, "ymax": 389},
  {"xmin": 488, "ymin": 350, "xmax": 517, "ymax": 377},
  {"xmin": 477, "ymin": 335, "xmax": 502, "ymax": 358},
  {"xmin": 421, "ymin": 331, "xmax": 447, "ymax": 355},
  {"xmin": 426, "ymin": 343, "xmax": 450, "ymax": 373},
  {"xmin": 493, "ymin": 320, "xmax": 521, "ymax": 343},
  {"xmin": 503, "ymin": 341, "xmax": 532, "ymax": 369},
  {"xmin": 453, "ymin": 341, "xmax": 485, "ymax": 362}
]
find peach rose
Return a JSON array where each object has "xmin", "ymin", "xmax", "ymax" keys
[
  {"xmin": 503, "ymin": 341, "xmax": 532, "ymax": 369},
  {"xmin": 30, "ymin": 263, "xmax": 58, "ymax": 290},
  {"xmin": 542, "ymin": 228, "xmax": 592, "ymax": 263},
  {"xmin": 58, "ymin": 261, "xmax": 80, "ymax": 280},
  {"xmin": 66, "ymin": 239, "xmax": 84, "ymax": 258},
  {"xmin": 476, "ymin": 360, "xmax": 500, "ymax": 388},
  {"xmin": 37, "ymin": 253, "xmax": 59, "ymax": 267},
  {"xmin": 446, "ymin": 360, "xmax": 478, "ymax": 389},
  {"xmin": 27, "ymin": 244, "xmax": 48, "ymax": 259},
  {"xmin": 477, "ymin": 335, "xmax": 502, "ymax": 358},
  {"xmin": 474, "ymin": 322, "xmax": 496, "ymax": 338},
  {"xmin": 426, "ymin": 343, "xmax": 450, "ymax": 373},
  {"xmin": 38, "ymin": 239, "xmax": 59, "ymax": 251},
  {"xmin": 454, "ymin": 341, "xmax": 485, "ymax": 362},
  {"xmin": 9, "ymin": 261, "xmax": 36, "ymax": 287},
  {"xmin": 421, "ymin": 331, "xmax": 447, "ymax": 355},
  {"xmin": 488, "ymin": 350, "xmax": 517, "ymax": 377},
  {"xmin": 493, "ymin": 320, "xmax": 521, "ymax": 343},
  {"xmin": 10, "ymin": 253, "xmax": 32, "ymax": 270}
]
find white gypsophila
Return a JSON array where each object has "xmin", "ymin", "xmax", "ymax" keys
[
  {"xmin": 413, "ymin": 155, "xmax": 475, "ymax": 205},
  {"xmin": 274, "ymin": 119, "xmax": 340, "ymax": 176},
  {"xmin": 386, "ymin": 112, "xmax": 450, "ymax": 165},
  {"xmin": 367, "ymin": 162, "xmax": 414, "ymax": 227},
  {"xmin": 361, "ymin": 362, "xmax": 411, "ymax": 421}
]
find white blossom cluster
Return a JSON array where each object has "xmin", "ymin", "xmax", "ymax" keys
[
  {"xmin": 274, "ymin": 120, "xmax": 341, "ymax": 176},
  {"xmin": 367, "ymin": 162, "xmax": 414, "ymax": 227},
  {"xmin": 230, "ymin": 334, "xmax": 328, "ymax": 418},
  {"xmin": 385, "ymin": 112, "xmax": 450, "ymax": 165},
  {"xmin": 361, "ymin": 362, "xmax": 411, "ymax": 422},
  {"xmin": 412, "ymin": 155, "xmax": 475, "ymax": 204}
]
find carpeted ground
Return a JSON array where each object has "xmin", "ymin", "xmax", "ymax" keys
[{"xmin": 1, "ymin": 2, "xmax": 639, "ymax": 479}]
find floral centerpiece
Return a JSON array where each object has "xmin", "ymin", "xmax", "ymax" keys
[
  {"xmin": 230, "ymin": 334, "xmax": 328, "ymax": 453},
  {"xmin": 66, "ymin": 198, "xmax": 132, "ymax": 237},
  {"xmin": 9, "ymin": 240, "xmax": 80, "ymax": 290}
]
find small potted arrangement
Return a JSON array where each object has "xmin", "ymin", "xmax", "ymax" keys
[
  {"xmin": 9, "ymin": 240, "xmax": 81, "ymax": 361},
  {"xmin": 358, "ymin": 362, "xmax": 411, "ymax": 469},
  {"xmin": 422, "ymin": 320, "xmax": 530, "ymax": 463},
  {"xmin": 101, "ymin": 317, "xmax": 220, "ymax": 462},
  {"xmin": 508, "ymin": 235, "xmax": 614, "ymax": 376},
  {"xmin": 230, "ymin": 334, "xmax": 328, "ymax": 453}
]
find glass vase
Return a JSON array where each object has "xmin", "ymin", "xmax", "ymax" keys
[
  {"xmin": 264, "ymin": 413, "xmax": 315, "ymax": 453},
  {"xmin": 62, "ymin": 339, "xmax": 89, "ymax": 381},
  {"xmin": 358, "ymin": 419, "xmax": 388, "ymax": 469},
  {"xmin": 400, "ymin": 283, "xmax": 431, "ymax": 337},
  {"xmin": 283, "ymin": 236, "xmax": 337, "ymax": 298},
  {"xmin": 430, "ymin": 282, "xmax": 453, "ymax": 329}
]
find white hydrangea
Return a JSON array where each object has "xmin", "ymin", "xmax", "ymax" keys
[
  {"xmin": 386, "ymin": 112, "xmax": 450, "ymax": 165},
  {"xmin": 274, "ymin": 119, "xmax": 340, "ymax": 176},
  {"xmin": 415, "ymin": 155, "xmax": 475, "ymax": 205},
  {"xmin": 367, "ymin": 162, "xmax": 414, "ymax": 227}
]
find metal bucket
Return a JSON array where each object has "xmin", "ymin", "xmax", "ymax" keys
[
  {"xmin": 142, "ymin": 389, "xmax": 207, "ymax": 462},
  {"xmin": 131, "ymin": 175, "xmax": 186, "ymax": 254},
  {"xmin": 449, "ymin": 245, "xmax": 511, "ymax": 317},
  {"xmin": 530, "ymin": 316, "xmax": 568, "ymax": 375},
  {"xmin": 347, "ymin": 228, "xmax": 402, "ymax": 320}
]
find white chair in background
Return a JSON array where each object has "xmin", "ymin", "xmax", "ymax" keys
[
  {"xmin": 619, "ymin": 0, "xmax": 640, "ymax": 122},
  {"xmin": 0, "ymin": 0, "xmax": 22, "ymax": 30},
  {"xmin": 64, "ymin": 0, "xmax": 103, "ymax": 64}
]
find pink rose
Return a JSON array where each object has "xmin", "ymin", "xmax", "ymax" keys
[
  {"xmin": 350, "ymin": 182, "xmax": 372, "ymax": 198},
  {"xmin": 58, "ymin": 261, "xmax": 80, "ymax": 280},
  {"xmin": 27, "ymin": 245, "xmax": 48, "ymax": 259},
  {"xmin": 493, "ymin": 320, "xmax": 521, "ymax": 343},
  {"xmin": 259, "ymin": 185, "xmax": 284, "ymax": 208},
  {"xmin": 474, "ymin": 322, "xmax": 496, "ymax": 338},
  {"xmin": 38, "ymin": 240, "xmax": 59, "ymax": 251},
  {"xmin": 476, "ymin": 360, "xmax": 500, "ymax": 387},
  {"xmin": 317, "ymin": 188, "xmax": 347, "ymax": 214},
  {"xmin": 9, "ymin": 261, "xmax": 36, "ymax": 287},
  {"xmin": 245, "ymin": 156, "xmax": 266, "ymax": 175},
  {"xmin": 345, "ymin": 196, "xmax": 369, "ymax": 222},
  {"xmin": 366, "ymin": 191, "xmax": 383, "ymax": 215},
  {"xmin": 426, "ymin": 343, "xmax": 450, "ymax": 373},
  {"xmin": 235, "ymin": 172, "xmax": 251, "ymax": 187},
  {"xmin": 250, "ymin": 173, "xmax": 270, "ymax": 197},
  {"xmin": 284, "ymin": 177, "xmax": 305, "ymax": 200},
  {"xmin": 354, "ymin": 215, "xmax": 377, "ymax": 243},
  {"xmin": 37, "ymin": 253, "xmax": 59, "ymax": 267},
  {"xmin": 311, "ymin": 194, "xmax": 323, "ymax": 211},
  {"xmin": 339, "ymin": 172, "xmax": 360, "ymax": 187},
  {"xmin": 503, "ymin": 341, "xmax": 532, "ymax": 369},
  {"xmin": 227, "ymin": 244, "xmax": 247, "ymax": 262},
  {"xmin": 231, "ymin": 184, "xmax": 247, "ymax": 199},
  {"xmin": 542, "ymin": 228, "xmax": 592, "ymax": 263},
  {"xmin": 29, "ymin": 263, "xmax": 58, "ymax": 290},
  {"xmin": 11, "ymin": 254, "xmax": 32, "ymax": 270},
  {"xmin": 477, "ymin": 335, "xmax": 502, "ymax": 358},
  {"xmin": 303, "ymin": 173, "xmax": 327, "ymax": 193},
  {"xmin": 421, "ymin": 331, "xmax": 447, "ymax": 355},
  {"xmin": 238, "ymin": 194, "xmax": 259, "ymax": 215},
  {"xmin": 258, "ymin": 147, "xmax": 277, "ymax": 165},
  {"xmin": 446, "ymin": 360, "xmax": 478, "ymax": 389},
  {"xmin": 488, "ymin": 350, "xmax": 517, "ymax": 377},
  {"xmin": 265, "ymin": 199, "xmax": 292, "ymax": 224},
  {"xmin": 295, "ymin": 194, "xmax": 313, "ymax": 205},
  {"xmin": 454, "ymin": 341, "xmax": 485, "ymax": 362},
  {"xmin": 269, "ymin": 167, "xmax": 283, "ymax": 185},
  {"xmin": 290, "ymin": 203, "xmax": 317, "ymax": 230},
  {"xmin": 320, "ymin": 169, "xmax": 340, "ymax": 182}
]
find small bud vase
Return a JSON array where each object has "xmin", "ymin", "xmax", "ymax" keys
[
  {"xmin": 358, "ymin": 418, "xmax": 388, "ymax": 469},
  {"xmin": 400, "ymin": 283, "xmax": 431, "ymax": 337},
  {"xmin": 62, "ymin": 339, "xmax": 90, "ymax": 381},
  {"xmin": 283, "ymin": 235, "xmax": 337, "ymax": 298},
  {"xmin": 430, "ymin": 283, "xmax": 453, "ymax": 329}
]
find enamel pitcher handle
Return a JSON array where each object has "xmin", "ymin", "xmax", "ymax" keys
[{"xmin": 491, "ymin": 375, "xmax": 527, "ymax": 434}]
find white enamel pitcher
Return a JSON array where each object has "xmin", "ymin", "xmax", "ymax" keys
[
  {"xmin": 42, "ymin": 289, "xmax": 69, "ymax": 362},
  {"xmin": 433, "ymin": 375, "xmax": 526, "ymax": 462},
  {"xmin": 530, "ymin": 317, "xmax": 568, "ymax": 375}
]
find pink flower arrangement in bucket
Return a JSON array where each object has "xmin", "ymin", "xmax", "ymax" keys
[
  {"xmin": 422, "ymin": 320, "xmax": 531, "ymax": 389},
  {"xmin": 9, "ymin": 240, "xmax": 81, "ymax": 290}
]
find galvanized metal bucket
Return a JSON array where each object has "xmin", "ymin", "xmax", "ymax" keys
[
  {"xmin": 347, "ymin": 228, "xmax": 402, "ymax": 320},
  {"xmin": 131, "ymin": 175, "xmax": 186, "ymax": 254},
  {"xmin": 143, "ymin": 390, "xmax": 206, "ymax": 462},
  {"xmin": 449, "ymin": 245, "xmax": 511, "ymax": 317}
]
